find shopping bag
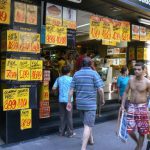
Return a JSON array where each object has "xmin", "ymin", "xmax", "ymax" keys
[{"xmin": 116, "ymin": 110, "xmax": 128, "ymax": 143}]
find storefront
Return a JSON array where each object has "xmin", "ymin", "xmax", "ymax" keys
[{"xmin": 0, "ymin": 0, "xmax": 150, "ymax": 144}]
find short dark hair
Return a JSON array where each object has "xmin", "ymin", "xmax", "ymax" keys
[
  {"xmin": 120, "ymin": 66, "xmax": 128, "ymax": 74},
  {"xmin": 82, "ymin": 57, "xmax": 91, "ymax": 67},
  {"xmin": 135, "ymin": 62, "xmax": 145, "ymax": 70},
  {"xmin": 61, "ymin": 65, "xmax": 71, "ymax": 75}
]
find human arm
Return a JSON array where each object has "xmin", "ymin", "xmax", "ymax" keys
[
  {"xmin": 97, "ymin": 88, "xmax": 105, "ymax": 106},
  {"xmin": 66, "ymin": 88, "xmax": 74, "ymax": 111},
  {"xmin": 52, "ymin": 78, "xmax": 58, "ymax": 94}
]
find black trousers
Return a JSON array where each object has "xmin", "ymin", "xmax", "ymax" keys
[{"xmin": 59, "ymin": 103, "xmax": 73, "ymax": 135}]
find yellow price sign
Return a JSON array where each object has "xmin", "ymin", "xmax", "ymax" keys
[
  {"xmin": 20, "ymin": 109, "xmax": 32, "ymax": 130},
  {"xmin": 3, "ymin": 88, "xmax": 29, "ymax": 111},
  {"xmin": 0, "ymin": 0, "xmax": 11, "ymax": 24},
  {"xmin": 18, "ymin": 60, "xmax": 31, "ymax": 81},
  {"xmin": 30, "ymin": 60, "xmax": 43, "ymax": 80}
]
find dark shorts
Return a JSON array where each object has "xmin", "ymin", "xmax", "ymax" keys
[{"xmin": 80, "ymin": 110, "xmax": 96, "ymax": 127}]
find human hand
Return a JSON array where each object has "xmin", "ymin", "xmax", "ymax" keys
[
  {"xmin": 66, "ymin": 102, "xmax": 72, "ymax": 111},
  {"xmin": 101, "ymin": 100, "xmax": 105, "ymax": 106},
  {"xmin": 120, "ymin": 105, "xmax": 125, "ymax": 112}
]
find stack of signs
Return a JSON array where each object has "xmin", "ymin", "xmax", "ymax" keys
[{"xmin": 39, "ymin": 70, "xmax": 51, "ymax": 118}]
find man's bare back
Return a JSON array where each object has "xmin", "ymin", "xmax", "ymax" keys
[{"xmin": 129, "ymin": 76, "xmax": 150, "ymax": 104}]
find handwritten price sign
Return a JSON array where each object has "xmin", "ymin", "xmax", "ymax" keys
[
  {"xmin": 5, "ymin": 59, "xmax": 18, "ymax": 80},
  {"xmin": 31, "ymin": 33, "xmax": 40, "ymax": 53},
  {"xmin": 18, "ymin": 60, "xmax": 31, "ymax": 81},
  {"xmin": 31, "ymin": 60, "xmax": 43, "ymax": 80},
  {"xmin": 3, "ymin": 88, "xmax": 29, "ymax": 111},
  {"xmin": 20, "ymin": 109, "xmax": 32, "ymax": 130},
  {"xmin": 46, "ymin": 25, "xmax": 67, "ymax": 46},
  {"xmin": 112, "ymin": 20, "xmax": 121, "ymax": 42},
  {"xmin": 7, "ymin": 30, "xmax": 19, "ymax": 51},
  {"xmin": 121, "ymin": 21, "xmax": 130, "ymax": 41},
  {"xmin": 0, "ymin": 0, "xmax": 11, "ymax": 24}
]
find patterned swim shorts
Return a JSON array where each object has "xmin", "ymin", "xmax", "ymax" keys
[{"xmin": 127, "ymin": 103, "xmax": 149, "ymax": 135}]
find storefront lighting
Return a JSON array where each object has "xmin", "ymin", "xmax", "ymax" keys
[
  {"xmin": 67, "ymin": 0, "xmax": 82, "ymax": 3},
  {"xmin": 138, "ymin": 18, "xmax": 150, "ymax": 25},
  {"xmin": 77, "ymin": 23, "xmax": 90, "ymax": 28}
]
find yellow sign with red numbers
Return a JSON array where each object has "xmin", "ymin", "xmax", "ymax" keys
[
  {"xmin": 0, "ymin": 0, "xmax": 11, "ymax": 24},
  {"xmin": 20, "ymin": 109, "xmax": 32, "ymax": 130},
  {"xmin": 3, "ymin": 88, "xmax": 29, "ymax": 111},
  {"xmin": 18, "ymin": 60, "xmax": 31, "ymax": 81},
  {"xmin": 30, "ymin": 60, "xmax": 43, "ymax": 80}
]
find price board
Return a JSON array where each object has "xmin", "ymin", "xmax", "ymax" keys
[
  {"xmin": 30, "ymin": 60, "xmax": 43, "ymax": 80},
  {"xmin": 18, "ymin": 60, "xmax": 31, "ymax": 81},
  {"xmin": 20, "ymin": 109, "xmax": 32, "ymax": 130},
  {"xmin": 0, "ymin": 0, "xmax": 11, "ymax": 24},
  {"xmin": 3, "ymin": 88, "xmax": 29, "ymax": 111}
]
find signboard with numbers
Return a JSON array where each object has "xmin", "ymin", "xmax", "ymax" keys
[
  {"xmin": 3, "ymin": 88, "xmax": 29, "ymax": 111},
  {"xmin": 0, "ymin": 0, "xmax": 11, "ymax": 24},
  {"xmin": 20, "ymin": 109, "xmax": 32, "ymax": 130}
]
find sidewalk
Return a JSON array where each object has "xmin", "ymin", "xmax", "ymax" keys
[{"xmin": 0, "ymin": 120, "xmax": 147, "ymax": 150}]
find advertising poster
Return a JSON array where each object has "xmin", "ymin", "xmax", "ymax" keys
[
  {"xmin": 3, "ymin": 88, "xmax": 29, "ymax": 111},
  {"xmin": 19, "ymin": 32, "xmax": 31, "ymax": 52},
  {"xmin": 14, "ymin": 2, "xmax": 26, "ymax": 23},
  {"xmin": 26, "ymin": 4, "xmax": 38, "ymax": 25},
  {"xmin": 0, "ymin": 0, "xmax": 11, "ymax": 24},
  {"xmin": 20, "ymin": 109, "xmax": 32, "ymax": 130},
  {"xmin": 40, "ymin": 107, "xmax": 50, "ymax": 118},
  {"xmin": 46, "ymin": 3, "xmax": 62, "ymax": 26},
  {"xmin": 5, "ymin": 59, "xmax": 18, "ymax": 80},
  {"xmin": 140, "ymin": 26, "xmax": 146, "ymax": 41},
  {"xmin": 18, "ymin": 60, "xmax": 31, "ymax": 81},
  {"xmin": 147, "ymin": 28, "xmax": 150, "ymax": 41},
  {"xmin": 132, "ymin": 25, "xmax": 140, "ymax": 40},
  {"xmin": 30, "ymin": 60, "xmax": 43, "ymax": 80},
  {"xmin": 31, "ymin": 33, "xmax": 40, "ymax": 53},
  {"xmin": 137, "ymin": 47, "xmax": 144, "ymax": 60},
  {"xmin": 89, "ymin": 15, "xmax": 102, "ymax": 40},
  {"xmin": 7, "ymin": 30, "xmax": 19, "ymax": 52},
  {"xmin": 112, "ymin": 20, "xmax": 121, "ymax": 42},
  {"xmin": 121, "ymin": 21, "xmax": 130, "ymax": 41},
  {"xmin": 63, "ymin": 7, "xmax": 76, "ymax": 29},
  {"xmin": 129, "ymin": 47, "xmax": 135, "ymax": 60},
  {"xmin": 101, "ymin": 17, "xmax": 113, "ymax": 40}
]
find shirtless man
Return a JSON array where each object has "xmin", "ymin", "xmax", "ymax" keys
[{"xmin": 121, "ymin": 62, "xmax": 150, "ymax": 150}]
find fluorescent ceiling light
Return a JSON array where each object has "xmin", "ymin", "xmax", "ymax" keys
[
  {"xmin": 138, "ymin": 18, "xmax": 150, "ymax": 25},
  {"xmin": 67, "ymin": 0, "xmax": 82, "ymax": 3},
  {"xmin": 77, "ymin": 23, "xmax": 90, "ymax": 28}
]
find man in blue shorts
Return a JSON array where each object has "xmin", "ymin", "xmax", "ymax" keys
[{"xmin": 67, "ymin": 57, "xmax": 105, "ymax": 150}]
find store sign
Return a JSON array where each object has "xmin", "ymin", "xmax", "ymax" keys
[
  {"xmin": 20, "ymin": 109, "xmax": 32, "ymax": 130},
  {"xmin": 0, "ymin": 0, "xmax": 11, "ymax": 24},
  {"xmin": 3, "ymin": 88, "xmax": 29, "ymax": 111}
]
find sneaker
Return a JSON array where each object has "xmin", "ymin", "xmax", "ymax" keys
[{"xmin": 67, "ymin": 132, "xmax": 76, "ymax": 138}]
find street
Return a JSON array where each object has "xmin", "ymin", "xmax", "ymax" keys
[{"xmin": 0, "ymin": 120, "xmax": 147, "ymax": 150}]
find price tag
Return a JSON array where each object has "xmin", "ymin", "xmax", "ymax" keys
[
  {"xmin": 3, "ymin": 88, "xmax": 29, "ymax": 111},
  {"xmin": 20, "ymin": 109, "xmax": 32, "ymax": 130},
  {"xmin": 0, "ymin": 0, "xmax": 11, "ymax": 24},
  {"xmin": 18, "ymin": 60, "xmax": 31, "ymax": 81},
  {"xmin": 30, "ymin": 60, "xmax": 43, "ymax": 80}
]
